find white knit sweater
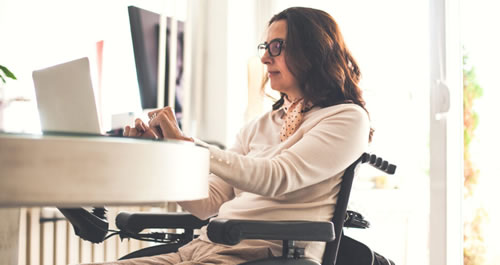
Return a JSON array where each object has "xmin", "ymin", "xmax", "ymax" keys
[{"xmin": 180, "ymin": 103, "xmax": 369, "ymax": 262}]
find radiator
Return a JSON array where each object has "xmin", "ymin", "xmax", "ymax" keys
[{"xmin": 17, "ymin": 206, "xmax": 172, "ymax": 265}]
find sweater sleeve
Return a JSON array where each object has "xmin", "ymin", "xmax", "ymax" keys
[
  {"xmin": 177, "ymin": 136, "xmax": 246, "ymax": 219},
  {"xmin": 177, "ymin": 173, "xmax": 234, "ymax": 220},
  {"xmin": 208, "ymin": 105, "xmax": 369, "ymax": 197}
]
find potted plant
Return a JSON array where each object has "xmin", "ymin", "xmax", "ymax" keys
[{"xmin": 0, "ymin": 65, "xmax": 17, "ymax": 84}]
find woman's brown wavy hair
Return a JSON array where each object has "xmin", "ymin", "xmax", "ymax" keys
[{"xmin": 268, "ymin": 7, "xmax": 373, "ymax": 141}]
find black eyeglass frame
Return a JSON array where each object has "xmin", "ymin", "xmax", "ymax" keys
[{"xmin": 257, "ymin": 39, "xmax": 285, "ymax": 58}]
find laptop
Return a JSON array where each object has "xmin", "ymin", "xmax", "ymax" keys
[{"xmin": 32, "ymin": 57, "xmax": 103, "ymax": 135}]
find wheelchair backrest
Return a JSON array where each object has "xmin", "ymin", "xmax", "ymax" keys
[{"xmin": 322, "ymin": 153, "xmax": 396, "ymax": 265}]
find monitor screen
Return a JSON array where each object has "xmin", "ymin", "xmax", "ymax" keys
[{"xmin": 128, "ymin": 6, "xmax": 184, "ymax": 126}]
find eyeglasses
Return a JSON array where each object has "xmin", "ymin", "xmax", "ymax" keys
[{"xmin": 257, "ymin": 39, "xmax": 285, "ymax": 58}]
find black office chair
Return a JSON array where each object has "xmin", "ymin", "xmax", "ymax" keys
[{"xmin": 59, "ymin": 152, "xmax": 396, "ymax": 265}]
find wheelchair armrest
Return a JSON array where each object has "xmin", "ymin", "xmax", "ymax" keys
[
  {"xmin": 116, "ymin": 212, "xmax": 209, "ymax": 234},
  {"xmin": 207, "ymin": 219, "xmax": 335, "ymax": 246}
]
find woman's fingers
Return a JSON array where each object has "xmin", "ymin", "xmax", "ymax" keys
[
  {"xmin": 134, "ymin": 118, "xmax": 146, "ymax": 133},
  {"xmin": 148, "ymin": 106, "xmax": 175, "ymax": 121},
  {"xmin": 128, "ymin": 127, "xmax": 140, "ymax": 137},
  {"xmin": 149, "ymin": 107, "xmax": 185, "ymax": 140},
  {"xmin": 123, "ymin": 118, "xmax": 160, "ymax": 139},
  {"xmin": 162, "ymin": 106, "xmax": 177, "ymax": 120},
  {"xmin": 123, "ymin": 108, "xmax": 192, "ymax": 141},
  {"xmin": 124, "ymin": 126, "xmax": 140, "ymax": 137},
  {"xmin": 149, "ymin": 124, "xmax": 163, "ymax": 139},
  {"xmin": 158, "ymin": 113, "xmax": 178, "ymax": 139},
  {"xmin": 150, "ymin": 112, "xmax": 175, "ymax": 138},
  {"xmin": 123, "ymin": 126, "xmax": 131, "ymax": 136},
  {"xmin": 146, "ymin": 106, "xmax": 192, "ymax": 141},
  {"xmin": 142, "ymin": 129, "xmax": 159, "ymax": 139},
  {"xmin": 148, "ymin": 109, "xmax": 162, "ymax": 120}
]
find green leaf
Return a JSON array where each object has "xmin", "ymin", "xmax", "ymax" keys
[
  {"xmin": 0, "ymin": 65, "xmax": 17, "ymax": 80},
  {"xmin": 0, "ymin": 74, "xmax": 5, "ymax": 83}
]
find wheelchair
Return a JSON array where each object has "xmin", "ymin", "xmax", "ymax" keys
[{"xmin": 58, "ymin": 152, "xmax": 396, "ymax": 265}]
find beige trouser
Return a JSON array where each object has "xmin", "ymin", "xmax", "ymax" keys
[{"xmin": 82, "ymin": 238, "xmax": 273, "ymax": 265}]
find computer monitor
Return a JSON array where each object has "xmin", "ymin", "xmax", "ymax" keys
[{"xmin": 128, "ymin": 5, "xmax": 184, "ymax": 126}]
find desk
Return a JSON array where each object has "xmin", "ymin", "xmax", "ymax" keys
[{"xmin": 0, "ymin": 132, "xmax": 210, "ymax": 264}]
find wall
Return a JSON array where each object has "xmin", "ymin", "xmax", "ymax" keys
[{"xmin": 193, "ymin": 0, "xmax": 269, "ymax": 146}]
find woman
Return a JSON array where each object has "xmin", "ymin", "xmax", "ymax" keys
[{"xmin": 118, "ymin": 6, "xmax": 371, "ymax": 265}]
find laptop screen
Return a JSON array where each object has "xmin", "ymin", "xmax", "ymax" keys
[{"xmin": 32, "ymin": 57, "xmax": 102, "ymax": 135}]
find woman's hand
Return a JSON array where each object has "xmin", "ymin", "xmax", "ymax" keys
[
  {"xmin": 123, "ymin": 118, "xmax": 159, "ymax": 139},
  {"xmin": 148, "ymin": 106, "xmax": 193, "ymax": 142}
]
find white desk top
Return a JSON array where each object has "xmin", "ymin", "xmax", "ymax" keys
[{"xmin": 0, "ymin": 133, "xmax": 209, "ymax": 207}]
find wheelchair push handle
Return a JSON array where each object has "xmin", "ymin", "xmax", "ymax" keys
[{"xmin": 361, "ymin": 153, "xmax": 396, "ymax": 174}]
